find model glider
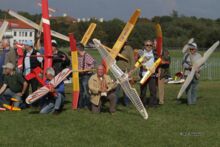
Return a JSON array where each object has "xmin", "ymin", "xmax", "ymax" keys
[
  {"xmin": 3, "ymin": 104, "xmax": 21, "ymax": 111},
  {"xmin": 3, "ymin": 98, "xmax": 21, "ymax": 111},
  {"xmin": 155, "ymin": 23, "xmax": 163, "ymax": 57},
  {"xmin": 101, "ymin": 9, "xmax": 141, "ymax": 72},
  {"xmin": 26, "ymin": 68, "xmax": 72, "ymax": 104},
  {"xmin": 41, "ymin": 0, "xmax": 53, "ymax": 81},
  {"xmin": 69, "ymin": 33, "xmax": 79, "ymax": 109},
  {"xmin": 93, "ymin": 38, "xmax": 148, "ymax": 120},
  {"xmin": 140, "ymin": 58, "xmax": 162, "ymax": 85},
  {"xmin": 8, "ymin": 10, "xmax": 69, "ymax": 42},
  {"xmin": 177, "ymin": 41, "xmax": 220, "ymax": 99},
  {"xmin": 37, "ymin": 2, "xmax": 56, "ymax": 13},
  {"xmin": 80, "ymin": 23, "xmax": 96, "ymax": 46},
  {"xmin": 0, "ymin": 20, "xmax": 9, "ymax": 40},
  {"xmin": 182, "ymin": 38, "xmax": 194, "ymax": 54}
]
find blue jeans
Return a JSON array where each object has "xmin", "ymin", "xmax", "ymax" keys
[
  {"xmin": 40, "ymin": 93, "xmax": 64, "ymax": 114},
  {"xmin": 2, "ymin": 88, "xmax": 22, "ymax": 107},
  {"xmin": 186, "ymin": 77, "xmax": 199, "ymax": 105},
  {"xmin": 116, "ymin": 85, "xmax": 130, "ymax": 106},
  {"xmin": 78, "ymin": 74, "xmax": 91, "ymax": 108}
]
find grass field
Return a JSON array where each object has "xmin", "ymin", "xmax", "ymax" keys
[
  {"xmin": 0, "ymin": 48, "xmax": 219, "ymax": 146},
  {"xmin": 0, "ymin": 81, "xmax": 220, "ymax": 147}
]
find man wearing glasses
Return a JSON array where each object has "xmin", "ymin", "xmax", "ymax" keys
[
  {"xmin": 140, "ymin": 40, "xmax": 158, "ymax": 107},
  {"xmin": 182, "ymin": 43, "xmax": 202, "ymax": 105}
]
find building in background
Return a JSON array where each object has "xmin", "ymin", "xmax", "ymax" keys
[{"xmin": 0, "ymin": 19, "xmax": 35, "ymax": 46}]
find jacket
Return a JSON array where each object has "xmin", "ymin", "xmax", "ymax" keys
[
  {"xmin": 5, "ymin": 48, "xmax": 17, "ymax": 66},
  {"xmin": 116, "ymin": 45, "xmax": 135, "ymax": 72},
  {"xmin": 88, "ymin": 74, "xmax": 117, "ymax": 105},
  {"xmin": 53, "ymin": 50, "xmax": 70, "ymax": 75}
]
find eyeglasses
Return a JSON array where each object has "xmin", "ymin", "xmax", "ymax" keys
[{"xmin": 145, "ymin": 44, "xmax": 153, "ymax": 47}]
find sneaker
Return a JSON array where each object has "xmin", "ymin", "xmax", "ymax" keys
[{"xmin": 53, "ymin": 109, "xmax": 61, "ymax": 115}]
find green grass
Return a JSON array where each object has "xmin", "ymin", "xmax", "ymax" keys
[{"xmin": 0, "ymin": 81, "xmax": 220, "ymax": 146}]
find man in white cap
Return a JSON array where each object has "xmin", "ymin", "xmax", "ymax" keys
[
  {"xmin": 0, "ymin": 63, "xmax": 28, "ymax": 108},
  {"xmin": 181, "ymin": 42, "xmax": 202, "ymax": 105},
  {"xmin": 23, "ymin": 40, "xmax": 43, "ymax": 106}
]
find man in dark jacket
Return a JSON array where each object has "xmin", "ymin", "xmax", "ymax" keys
[
  {"xmin": 116, "ymin": 42, "xmax": 135, "ymax": 106},
  {"xmin": 51, "ymin": 40, "xmax": 70, "ymax": 75}
]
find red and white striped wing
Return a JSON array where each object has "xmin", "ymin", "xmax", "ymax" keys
[
  {"xmin": 26, "ymin": 87, "xmax": 49, "ymax": 104},
  {"xmin": 25, "ymin": 68, "xmax": 72, "ymax": 104},
  {"xmin": 50, "ymin": 68, "xmax": 72, "ymax": 87}
]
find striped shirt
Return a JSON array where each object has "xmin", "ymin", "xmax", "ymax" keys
[{"xmin": 78, "ymin": 52, "xmax": 95, "ymax": 70}]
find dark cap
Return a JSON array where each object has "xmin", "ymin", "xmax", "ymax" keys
[
  {"xmin": 77, "ymin": 42, "xmax": 85, "ymax": 51},
  {"xmin": 52, "ymin": 40, "xmax": 58, "ymax": 47}
]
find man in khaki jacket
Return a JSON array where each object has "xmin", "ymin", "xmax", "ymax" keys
[{"xmin": 88, "ymin": 65, "xmax": 117, "ymax": 113}]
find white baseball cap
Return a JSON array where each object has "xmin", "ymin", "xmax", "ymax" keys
[
  {"xmin": 2, "ymin": 63, "xmax": 15, "ymax": 69},
  {"xmin": 188, "ymin": 43, "xmax": 198, "ymax": 50}
]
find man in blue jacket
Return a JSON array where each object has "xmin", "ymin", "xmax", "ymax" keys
[{"xmin": 40, "ymin": 67, "xmax": 65, "ymax": 114}]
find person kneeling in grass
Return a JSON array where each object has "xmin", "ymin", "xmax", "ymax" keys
[
  {"xmin": 0, "ymin": 63, "xmax": 28, "ymax": 108},
  {"xmin": 88, "ymin": 65, "xmax": 117, "ymax": 114},
  {"xmin": 40, "ymin": 67, "xmax": 65, "ymax": 114}
]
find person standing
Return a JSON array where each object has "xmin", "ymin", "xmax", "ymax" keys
[
  {"xmin": 77, "ymin": 43, "xmax": 95, "ymax": 109},
  {"xmin": 158, "ymin": 49, "xmax": 171, "ymax": 105},
  {"xmin": 140, "ymin": 40, "xmax": 158, "ymax": 107},
  {"xmin": 22, "ymin": 40, "xmax": 43, "ymax": 106},
  {"xmin": 5, "ymin": 41, "xmax": 17, "ymax": 68},
  {"xmin": 182, "ymin": 43, "xmax": 202, "ymax": 105},
  {"xmin": 0, "ymin": 39, "xmax": 11, "ymax": 84},
  {"xmin": 116, "ymin": 42, "xmax": 135, "ymax": 106},
  {"xmin": 51, "ymin": 40, "xmax": 70, "ymax": 75},
  {"xmin": 23, "ymin": 40, "xmax": 43, "ymax": 91},
  {"xmin": 88, "ymin": 65, "xmax": 117, "ymax": 113}
]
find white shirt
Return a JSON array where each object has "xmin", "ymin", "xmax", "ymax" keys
[
  {"xmin": 24, "ymin": 49, "xmax": 43, "ymax": 75},
  {"xmin": 142, "ymin": 49, "xmax": 155, "ymax": 77}
]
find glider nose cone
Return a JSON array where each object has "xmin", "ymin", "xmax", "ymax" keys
[{"xmin": 93, "ymin": 38, "xmax": 101, "ymax": 47}]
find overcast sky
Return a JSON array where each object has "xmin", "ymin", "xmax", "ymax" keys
[{"xmin": 0, "ymin": 0, "xmax": 219, "ymax": 20}]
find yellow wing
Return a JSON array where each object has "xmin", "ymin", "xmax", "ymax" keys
[
  {"xmin": 110, "ymin": 9, "xmax": 141, "ymax": 59},
  {"xmin": 140, "ymin": 58, "xmax": 161, "ymax": 85},
  {"xmin": 103, "ymin": 44, "xmax": 128, "ymax": 61},
  {"xmin": 3, "ymin": 104, "xmax": 21, "ymax": 111},
  {"xmin": 80, "ymin": 23, "xmax": 97, "ymax": 46}
]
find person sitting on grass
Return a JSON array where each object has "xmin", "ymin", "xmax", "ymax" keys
[
  {"xmin": 88, "ymin": 65, "xmax": 117, "ymax": 114},
  {"xmin": 0, "ymin": 63, "xmax": 28, "ymax": 108},
  {"xmin": 40, "ymin": 67, "xmax": 65, "ymax": 114}
]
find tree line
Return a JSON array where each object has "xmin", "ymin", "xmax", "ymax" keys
[{"xmin": 1, "ymin": 10, "xmax": 220, "ymax": 49}]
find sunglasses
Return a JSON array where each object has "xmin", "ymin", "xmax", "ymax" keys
[
  {"xmin": 145, "ymin": 44, "xmax": 153, "ymax": 47},
  {"xmin": 190, "ymin": 48, "xmax": 196, "ymax": 51}
]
